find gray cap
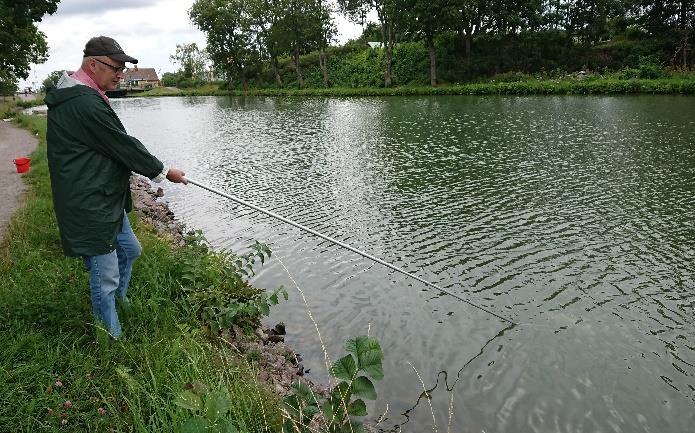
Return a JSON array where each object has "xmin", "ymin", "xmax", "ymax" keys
[{"xmin": 83, "ymin": 36, "xmax": 138, "ymax": 64}]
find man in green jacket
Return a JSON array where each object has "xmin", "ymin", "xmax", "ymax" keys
[{"xmin": 46, "ymin": 36, "xmax": 187, "ymax": 339}]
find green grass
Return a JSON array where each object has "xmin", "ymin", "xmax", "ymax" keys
[
  {"xmin": 0, "ymin": 114, "xmax": 282, "ymax": 432},
  {"xmin": 133, "ymin": 76, "xmax": 695, "ymax": 98}
]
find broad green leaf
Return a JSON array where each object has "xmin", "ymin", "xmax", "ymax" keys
[
  {"xmin": 269, "ymin": 292, "xmax": 278, "ymax": 305},
  {"xmin": 283, "ymin": 419, "xmax": 294, "ymax": 433},
  {"xmin": 259, "ymin": 302, "xmax": 270, "ymax": 316},
  {"xmin": 330, "ymin": 355, "xmax": 357, "ymax": 380},
  {"xmin": 354, "ymin": 336, "xmax": 383, "ymax": 360},
  {"xmin": 357, "ymin": 351, "xmax": 384, "ymax": 380},
  {"xmin": 205, "ymin": 391, "xmax": 231, "ymax": 421},
  {"xmin": 283, "ymin": 394, "xmax": 302, "ymax": 416},
  {"xmin": 347, "ymin": 399, "xmax": 367, "ymax": 416},
  {"xmin": 181, "ymin": 416, "xmax": 209, "ymax": 433},
  {"xmin": 331, "ymin": 381, "xmax": 352, "ymax": 405},
  {"xmin": 174, "ymin": 390, "xmax": 203, "ymax": 411},
  {"xmin": 321, "ymin": 400, "xmax": 335, "ymax": 423},
  {"xmin": 354, "ymin": 336, "xmax": 384, "ymax": 380},
  {"xmin": 344, "ymin": 338, "xmax": 357, "ymax": 354},
  {"xmin": 351, "ymin": 376, "xmax": 377, "ymax": 400},
  {"xmin": 302, "ymin": 405, "xmax": 320, "ymax": 419}
]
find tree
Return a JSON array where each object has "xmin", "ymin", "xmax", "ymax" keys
[
  {"xmin": 190, "ymin": 0, "xmax": 258, "ymax": 89},
  {"xmin": 312, "ymin": 0, "xmax": 337, "ymax": 87},
  {"xmin": 275, "ymin": 0, "xmax": 321, "ymax": 88},
  {"xmin": 41, "ymin": 69, "xmax": 64, "ymax": 92},
  {"xmin": 404, "ymin": 0, "xmax": 457, "ymax": 85},
  {"xmin": 0, "ymin": 0, "xmax": 59, "ymax": 89},
  {"xmin": 634, "ymin": 0, "xmax": 695, "ymax": 67},
  {"xmin": 455, "ymin": 0, "xmax": 490, "ymax": 61},
  {"xmin": 248, "ymin": 0, "xmax": 288, "ymax": 86},
  {"xmin": 169, "ymin": 43, "xmax": 209, "ymax": 80},
  {"xmin": 340, "ymin": 0, "xmax": 399, "ymax": 86}
]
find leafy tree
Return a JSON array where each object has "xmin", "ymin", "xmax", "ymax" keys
[
  {"xmin": 161, "ymin": 71, "xmax": 178, "ymax": 87},
  {"xmin": 403, "ymin": 0, "xmax": 457, "ymax": 85},
  {"xmin": 633, "ymin": 0, "xmax": 695, "ymax": 66},
  {"xmin": 0, "ymin": 0, "xmax": 59, "ymax": 89},
  {"xmin": 456, "ymin": 0, "xmax": 491, "ymax": 60},
  {"xmin": 41, "ymin": 69, "xmax": 64, "ymax": 92},
  {"xmin": 276, "ymin": 0, "xmax": 322, "ymax": 88},
  {"xmin": 190, "ymin": 0, "xmax": 259, "ymax": 89},
  {"xmin": 248, "ymin": 0, "xmax": 289, "ymax": 86},
  {"xmin": 312, "ymin": 0, "xmax": 338, "ymax": 87},
  {"xmin": 340, "ymin": 0, "xmax": 399, "ymax": 86},
  {"xmin": 169, "ymin": 43, "xmax": 209, "ymax": 80},
  {"xmin": 0, "ymin": 74, "xmax": 17, "ymax": 96}
]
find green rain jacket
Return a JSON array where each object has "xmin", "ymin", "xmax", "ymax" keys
[{"xmin": 46, "ymin": 76, "xmax": 164, "ymax": 257}]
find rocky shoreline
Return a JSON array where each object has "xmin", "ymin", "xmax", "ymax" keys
[{"xmin": 129, "ymin": 176, "xmax": 330, "ymax": 401}]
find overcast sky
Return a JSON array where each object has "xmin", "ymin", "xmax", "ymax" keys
[{"xmin": 21, "ymin": 0, "xmax": 364, "ymax": 89}]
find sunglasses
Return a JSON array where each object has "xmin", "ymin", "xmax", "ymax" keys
[{"xmin": 92, "ymin": 57, "xmax": 126, "ymax": 74}]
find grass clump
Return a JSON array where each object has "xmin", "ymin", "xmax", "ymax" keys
[
  {"xmin": 132, "ymin": 76, "xmax": 695, "ymax": 99},
  {"xmin": 0, "ymin": 114, "xmax": 282, "ymax": 432}
]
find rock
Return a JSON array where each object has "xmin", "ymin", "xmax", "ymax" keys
[
  {"xmin": 273, "ymin": 322, "xmax": 286, "ymax": 335},
  {"xmin": 268, "ymin": 334, "xmax": 284, "ymax": 343},
  {"xmin": 155, "ymin": 187, "xmax": 164, "ymax": 197}
]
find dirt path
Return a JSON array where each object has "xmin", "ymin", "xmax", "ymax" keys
[{"xmin": 0, "ymin": 119, "xmax": 38, "ymax": 241}]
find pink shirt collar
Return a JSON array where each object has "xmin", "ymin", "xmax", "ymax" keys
[{"xmin": 70, "ymin": 68, "xmax": 110, "ymax": 104}]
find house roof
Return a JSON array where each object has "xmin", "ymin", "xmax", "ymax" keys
[{"xmin": 124, "ymin": 68, "xmax": 159, "ymax": 81}]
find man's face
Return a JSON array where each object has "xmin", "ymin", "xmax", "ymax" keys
[{"xmin": 88, "ymin": 56, "xmax": 126, "ymax": 91}]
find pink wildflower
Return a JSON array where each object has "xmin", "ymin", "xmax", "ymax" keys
[
  {"xmin": 63, "ymin": 400, "xmax": 72, "ymax": 409},
  {"xmin": 98, "ymin": 407, "xmax": 107, "ymax": 416},
  {"xmin": 54, "ymin": 380, "xmax": 63, "ymax": 388}
]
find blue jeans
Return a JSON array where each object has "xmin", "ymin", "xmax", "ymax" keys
[{"xmin": 83, "ymin": 212, "xmax": 141, "ymax": 339}]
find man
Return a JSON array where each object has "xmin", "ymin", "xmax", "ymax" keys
[{"xmin": 45, "ymin": 36, "xmax": 187, "ymax": 339}]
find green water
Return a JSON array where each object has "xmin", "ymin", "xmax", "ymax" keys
[{"xmin": 115, "ymin": 95, "xmax": 695, "ymax": 432}]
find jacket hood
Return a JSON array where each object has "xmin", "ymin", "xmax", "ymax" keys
[{"xmin": 45, "ymin": 72, "xmax": 98, "ymax": 108}]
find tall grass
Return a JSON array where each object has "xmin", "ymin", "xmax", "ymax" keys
[
  {"xmin": 135, "ymin": 77, "xmax": 695, "ymax": 99},
  {"xmin": 0, "ymin": 114, "xmax": 281, "ymax": 432}
]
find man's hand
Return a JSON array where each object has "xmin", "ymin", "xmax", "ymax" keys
[{"xmin": 166, "ymin": 168, "xmax": 188, "ymax": 184}]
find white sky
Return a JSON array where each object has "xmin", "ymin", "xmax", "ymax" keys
[{"xmin": 20, "ymin": 0, "xmax": 365, "ymax": 89}]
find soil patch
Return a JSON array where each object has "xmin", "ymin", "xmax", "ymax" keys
[{"xmin": 0, "ymin": 120, "xmax": 38, "ymax": 241}]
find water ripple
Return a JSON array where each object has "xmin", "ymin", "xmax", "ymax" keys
[{"xmin": 115, "ymin": 95, "xmax": 695, "ymax": 433}]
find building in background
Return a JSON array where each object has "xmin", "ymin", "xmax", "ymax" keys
[{"xmin": 121, "ymin": 66, "xmax": 160, "ymax": 91}]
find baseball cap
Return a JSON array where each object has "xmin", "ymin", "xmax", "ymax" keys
[{"xmin": 83, "ymin": 36, "xmax": 138, "ymax": 64}]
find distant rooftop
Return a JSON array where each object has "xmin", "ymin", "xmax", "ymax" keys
[{"xmin": 124, "ymin": 67, "xmax": 159, "ymax": 81}]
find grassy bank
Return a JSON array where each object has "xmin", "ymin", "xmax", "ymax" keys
[
  {"xmin": 139, "ymin": 77, "xmax": 695, "ymax": 98},
  {"xmin": 0, "ymin": 115, "xmax": 281, "ymax": 432}
]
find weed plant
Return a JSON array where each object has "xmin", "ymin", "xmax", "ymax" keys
[{"xmin": 0, "ymin": 114, "xmax": 281, "ymax": 432}]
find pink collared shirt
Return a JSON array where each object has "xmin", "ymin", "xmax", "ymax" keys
[{"xmin": 70, "ymin": 68, "xmax": 110, "ymax": 104}]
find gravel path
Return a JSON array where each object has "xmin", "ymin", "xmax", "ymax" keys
[{"xmin": 0, "ymin": 119, "xmax": 38, "ymax": 241}]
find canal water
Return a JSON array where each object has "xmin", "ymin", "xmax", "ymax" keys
[{"xmin": 114, "ymin": 95, "xmax": 695, "ymax": 433}]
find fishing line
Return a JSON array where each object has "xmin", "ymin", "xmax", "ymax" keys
[{"xmin": 184, "ymin": 177, "xmax": 517, "ymax": 325}]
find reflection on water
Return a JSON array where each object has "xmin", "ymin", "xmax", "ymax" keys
[{"xmin": 114, "ymin": 95, "xmax": 695, "ymax": 433}]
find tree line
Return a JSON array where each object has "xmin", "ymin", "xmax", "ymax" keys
[
  {"xmin": 0, "ymin": 0, "xmax": 59, "ymax": 94},
  {"xmin": 189, "ymin": 0, "xmax": 695, "ymax": 88}
]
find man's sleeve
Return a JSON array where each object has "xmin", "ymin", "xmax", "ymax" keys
[{"xmin": 79, "ymin": 98, "xmax": 165, "ymax": 179}]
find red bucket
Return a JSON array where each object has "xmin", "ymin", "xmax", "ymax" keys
[{"xmin": 13, "ymin": 157, "xmax": 30, "ymax": 174}]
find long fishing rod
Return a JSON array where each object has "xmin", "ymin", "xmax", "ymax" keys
[{"xmin": 184, "ymin": 177, "xmax": 516, "ymax": 325}]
